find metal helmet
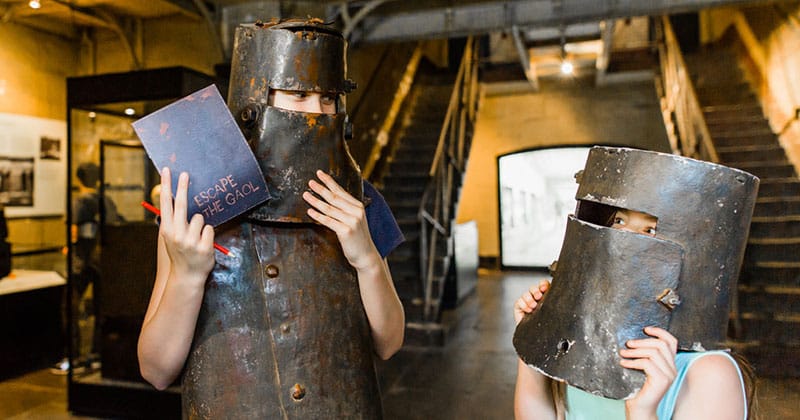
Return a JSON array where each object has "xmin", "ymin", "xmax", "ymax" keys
[
  {"xmin": 513, "ymin": 146, "xmax": 759, "ymax": 399},
  {"xmin": 227, "ymin": 18, "xmax": 361, "ymax": 223}
]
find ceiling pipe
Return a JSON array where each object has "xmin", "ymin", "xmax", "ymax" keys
[
  {"xmin": 350, "ymin": 0, "xmax": 773, "ymax": 44},
  {"xmin": 511, "ymin": 25, "xmax": 539, "ymax": 90},
  {"xmin": 338, "ymin": 0, "xmax": 394, "ymax": 41}
]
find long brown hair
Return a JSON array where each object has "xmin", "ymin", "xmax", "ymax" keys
[{"xmin": 732, "ymin": 351, "xmax": 759, "ymax": 420}]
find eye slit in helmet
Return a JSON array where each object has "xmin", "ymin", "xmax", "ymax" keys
[{"xmin": 575, "ymin": 201, "xmax": 658, "ymax": 237}]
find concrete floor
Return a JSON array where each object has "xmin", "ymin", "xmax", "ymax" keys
[{"xmin": 1, "ymin": 269, "xmax": 799, "ymax": 419}]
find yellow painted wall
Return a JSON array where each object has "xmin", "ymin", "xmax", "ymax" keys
[
  {"xmin": 456, "ymin": 79, "xmax": 670, "ymax": 260},
  {"xmin": 0, "ymin": 23, "xmax": 79, "ymax": 119}
]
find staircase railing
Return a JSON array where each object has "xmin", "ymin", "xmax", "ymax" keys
[
  {"xmin": 655, "ymin": 15, "xmax": 719, "ymax": 163},
  {"xmin": 418, "ymin": 37, "xmax": 480, "ymax": 322}
]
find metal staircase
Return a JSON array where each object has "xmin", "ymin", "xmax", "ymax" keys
[
  {"xmin": 371, "ymin": 38, "xmax": 480, "ymax": 346},
  {"xmin": 670, "ymin": 26, "xmax": 800, "ymax": 376}
]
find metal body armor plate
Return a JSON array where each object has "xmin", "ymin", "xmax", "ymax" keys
[
  {"xmin": 183, "ymin": 223, "xmax": 380, "ymax": 419},
  {"xmin": 514, "ymin": 216, "xmax": 684, "ymax": 399},
  {"xmin": 181, "ymin": 20, "xmax": 379, "ymax": 418},
  {"xmin": 513, "ymin": 146, "xmax": 759, "ymax": 399}
]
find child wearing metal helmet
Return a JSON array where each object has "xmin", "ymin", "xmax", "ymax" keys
[
  {"xmin": 512, "ymin": 208, "xmax": 753, "ymax": 420},
  {"xmin": 138, "ymin": 19, "xmax": 405, "ymax": 418}
]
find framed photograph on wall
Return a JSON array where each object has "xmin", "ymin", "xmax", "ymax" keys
[{"xmin": 0, "ymin": 112, "xmax": 66, "ymax": 217}]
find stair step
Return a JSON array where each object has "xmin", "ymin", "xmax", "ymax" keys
[
  {"xmin": 738, "ymin": 285, "xmax": 800, "ymax": 313},
  {"xmin": 753, "ymin": 196, "xmax": 800, "ymax": 217},
  {"xmin": 716, "ymin": 144, "xmax": 782, "ymax": 154},
  {"xmin": 696, "ymin": 84, "xmax": 755, "ymax": 101},
  {"xmin": 726, "ymin": 161, "xmax": 795, "ymax": 179},
  {"xmin": 383, "ymin": 189, "xmax": 426, "ymax": 202},
  {"xmin": 736, "ymin": 312, "xmax": 800, "ymax": 342},
  {"xmin": 749, "ymin": 218, "xmax": 800, "ymax": 238},
  {"xmin": 758, "ymin": 178, "xmax": 800, "ymax": 198},
  {"xmin": 388, "ymin": 160, "xmax": 431, "ymax": 173},
  {"xmin": 698, "ymin": 92, "xmax": 758, "ymax": 107},
  {"xmin": 388, "ymin": 169, "xmax": 429, "ymax": 178},
  {"xmin": 744, "ymin": 238, "xmax": 800, "ymax": 263},
  {"xmin": 384, "ymin": 175, "xmax": 430, "ymax": 188},
  {"xmin": 703, "ymin": 104, "xmax": 763, "ymax": 122},
  {"xmin": 706, "ymin": 114, "xmax": 767, "ymax": 126},
  {"xmin": 718, "ymin": 145, "xmax": 786, "ymax": 163},
  {"xmin": 739, "ymin": 262, "xmax": 800, "ymax": 287},
  {"xmin": 713, "ymin": 133, "xmax": 781, "ymax": 148}
]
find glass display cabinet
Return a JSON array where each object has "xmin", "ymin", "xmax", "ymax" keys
[{"xmin": 66, "ymin": 67, "xmax": 217, "ymax": 418}]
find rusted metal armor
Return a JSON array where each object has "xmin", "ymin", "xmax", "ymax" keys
[
  {"xmin": 182, "ymin": 20, "xmax": 381, "ymax": 418},
  {"xmin": 513, "ymin": 146, "xmax": 759, "ymax": 399}
]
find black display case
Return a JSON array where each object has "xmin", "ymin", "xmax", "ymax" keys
[{"xmin": 66, "ymin": 67, "xmax": 217, "ymax": 419}]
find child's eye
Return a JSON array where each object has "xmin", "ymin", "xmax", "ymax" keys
[
  {"xmin": 613, "ymin": 217, "xmax": 625, "ymax": 225},
  {"xmin": 645, "ymin": 227, "xmax": 657, "ymax": 235},
  {"xmin": 321, "ymin": 94, "xmax": 337, "ymax": 105},
  {"xmin": 292, "ymin": 91, "xmax": 308, "ymax": 99}
]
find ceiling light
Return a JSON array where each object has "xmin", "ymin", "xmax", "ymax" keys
[
  {"xmin": 124, "ymin": 108, "xmax": 135, "ymax": 116},
  {"xmin": 560, "ymin": 60, "xmax": 574, "ymax": 75},
  {"xmin": 28, "ymin": 0, "xmax": 41, "ymax": 9}
]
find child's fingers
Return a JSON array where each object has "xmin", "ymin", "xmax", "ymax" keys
[
  {"xmin": 538, "ymin": 280, "xmax": 550, "ymax": 293},
  {"xmin": 159, "ymin": 167, "xmax": 174, "ymax": 222},
  {"xmin": 314, "ymin": 170, "xmax": 361, "ymax": 207},
  {"xmin": 643, "ymin": 326, "xmax": 678, "ymax": 353},
  {"xmin": 172, "ymin": 172, "xmax": 190, "ymax": 224}
]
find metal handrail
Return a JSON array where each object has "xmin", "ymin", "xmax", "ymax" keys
[
  {"xmin": 418, "ymin": 36, "xmax": 480, "ymax": 322},
  {"xmin": 655, "ymin": 15, "xmax": 719, "ymax": 163}
]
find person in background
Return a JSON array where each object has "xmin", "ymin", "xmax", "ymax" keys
[{"xmin": 52, "ymin": 162, "xmax": 123, "ymax": 374}]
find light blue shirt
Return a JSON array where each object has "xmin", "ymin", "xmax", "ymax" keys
[{"xmin": 565, "ymin": 351, "xmax": 747, "ymax": 420}]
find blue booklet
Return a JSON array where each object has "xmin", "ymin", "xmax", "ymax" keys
[{"xmin": 132, "ymin": 84, "xmax": 270, "ymax": 226}]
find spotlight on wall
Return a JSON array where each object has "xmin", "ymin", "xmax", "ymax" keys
[
  {"xmin": 28, "ymin": 0, "xmax": 41, "ymax": 9},
  {"xmin": 124, "ymin": 108, "xmax": 135, "ymax": 116}
]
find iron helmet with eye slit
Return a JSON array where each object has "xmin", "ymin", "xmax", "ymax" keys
[
  {"xmin": 513, "ymin": 146, "xmax": 759, "ymax": 400},
  {"xmin": 227, "ymin": 18, "xmax": 361, "ymax": 224}
]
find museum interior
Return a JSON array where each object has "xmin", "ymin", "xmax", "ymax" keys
[{"xmin": 1, "ymin": 0, "xmax": 800, "ymax": 418}]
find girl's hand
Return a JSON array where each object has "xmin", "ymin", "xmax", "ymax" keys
[
  {"xmin": 621, "ymin": 326, "xmax": 678, "ymax": 419},
  {"xmin": 158, "ymin": 168, "xmax": 215, "ymax": 281},
  {"xmin": 514, "ymin": 279, "xmax": 550, "ymax": 325},
  {"xmin": 303, "ymin": 170, "xmax": 379, "ymax": 271}
]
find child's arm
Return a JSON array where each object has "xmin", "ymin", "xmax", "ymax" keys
[
  {"xmin": 137, "ymin": 168, "xmax": 216, "ymax": 390},
  {"xmin": 514, "ymin": 279, "xmax": 557, "ymax": 420},
  {"xmin": 303, "ymin": 170, "xmax": 405, "ymax": 360},
  {"xmin": 515, "ymin": 359, "xmax": 558, "ymax": 420}
]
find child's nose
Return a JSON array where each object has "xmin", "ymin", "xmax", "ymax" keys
[{"xmin": 306, "ymin": 98, "xmax": 324, "ymax": 113}]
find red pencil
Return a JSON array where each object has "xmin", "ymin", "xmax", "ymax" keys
[{"xmin": 140, "ymin": 201, "xmax": 234, "ymax": 257}]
